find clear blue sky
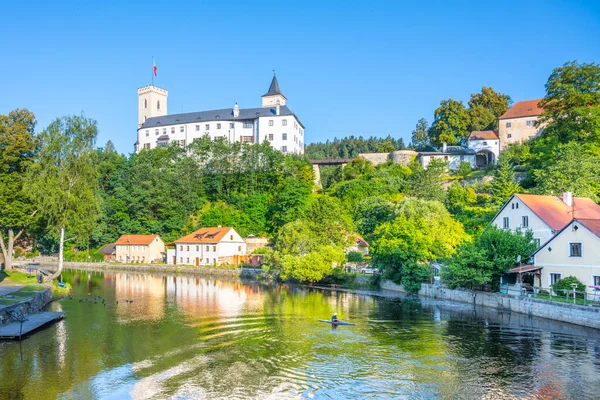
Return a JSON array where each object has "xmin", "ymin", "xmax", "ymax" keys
[{"xmin": 2, "ymin": 0, "xmax": 599, "ymax": 154}]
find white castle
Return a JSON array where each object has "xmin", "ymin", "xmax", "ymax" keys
[{"xmin": 135, "ymin": 74, "xmax": 305, "ymax": 154}]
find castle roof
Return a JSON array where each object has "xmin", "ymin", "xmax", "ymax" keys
[
  {"xmin": 468, "ymin": 130, "xmax": 499, "ymax": 141},
  {"xmin": 263, "ymin": 74, "xmax": 284, "ymax": 97},
  {"xmin": 499, "ymin": 99, "xmax": 544, "ymax": 120}
]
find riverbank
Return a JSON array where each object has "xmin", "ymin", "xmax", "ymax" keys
[
  {"xmin": 15, "ymin": 261, "xmax": 263, "ymax": 278},
  {"xmin": 0, "ymin": 285, "xmax": 53, "ymax": 324}
]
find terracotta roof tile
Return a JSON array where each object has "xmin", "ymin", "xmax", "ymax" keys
[
  {"xmin": 516, "ymin": 194, "xmax": 600, "ymax": 231},
  {"xmin": 115, "ymin": 235, "xmax": 159, "ymax": 246},
  {"xmin": 507, "ymin": 265, "xmax": 543, "ymax": 274},
  {"xmin": 499, "ymin": 99, "xmax": 544, "ymax": 119},
  {"xmin": 468, "ymin": 130, "xmax": 499, "ymax": 141},
  {"xmin": 577, "ymin": 219, "xmax": 600, "ymax": 238},
  {"xmin": 175, "ymin": 227, "xmax": 234, "ymax": 244}
]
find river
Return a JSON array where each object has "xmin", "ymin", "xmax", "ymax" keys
[{"xmin": 0, "ymin": 269, "xmax": 599, "ymax": 399}]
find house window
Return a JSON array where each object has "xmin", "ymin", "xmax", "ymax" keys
[
  {"xmin": 506, "ymin": 122, "xmax": 511, "ymax": 128},
  {"xmin": 196, "ymin": 246, "xmax": 199, "ymax": 251},
  {"xmin": 516, "ymin": 203, "xmax": 519, "ymax": 209},
  {"xmin": 570, "ymin": 242, "xmax": 582, "ymax": 257},
  {"xmin": 282, "ymin": 146, "xmax": 287, "ymax": 153},
  {"xmin": 507, "ymin": 133, "xmax": 512, "ymax": 139},
  {"xmin": 180, "ymin": 126, "xmax": 184, "ymax": 132},
  {"xmin": 217, "ymin": 123, "xmax": 221, "ymax": 129},
  {"xmin": 155, "ymin": 129, "xmax": 159, "ymax": 135},
  {"xmin": 180, "ymin": 257, "xmax": 183, "ymax": 263},
  {"xmin": 238, "ymin": 246, "xmax": 242, "ymax": 252},
  {"xmin": 533, "ymin": 238, "xmax": 541, "ymax": 248},
  {"xmin": 269, "ymin": 120, "xmax": 274, "ymax": 126},
  {"xmin": 483, "ymin": 141, "xmax": 488, "ymax": 145},
  {"xmin": 205, "ymin": 124, "xmax": 210, "ymax": 130},
  {"xmin": 171, "ymin": 127, "xmax": 175, "ymax": 134},
  {"xmin": 511, "ymin": 203, "xmax": 514, "ymax": 209},
  {"xmin": 550, "ymin": 273, "xmax": 562, "ymax": 286},
  {"xmin": 282, "ymin": 119, "xmax": 287, "ymax": 126},
  {"xmin": 206, "ymin": 246, "xmax": 209, "ymax": 251},
  {"xmin": 526, "ymin": 120, "xmax": 535, "ymax": 127},
  {"xmin": 144, "ymin": 99, "xmax": 147, "ymax": 109},
  {"xmin": 594, "ymin": 276, "xmax": 600, "ymax": 286},
  {"xmin": 186, "ymin": 258, "xmax": 189, "ymax": 263},
  {"xmin": 268, "ymin": 134, "xmax": 274, "ymax": 141},
  {"xmin": 186, "ymin": 246, "xmax": 189, "ymax": 251},
  {"xmin": 180, "ymin": 245, "xmax": 183, "ymax": 251},
  {"xmin": 230, "ymin": 235, "xmax": 233, "ymax": 240},
  {"xmin": 282, "ymin": 133, "xmax": 287, "ymax": 140},
  {"xmin": 243, "ymin": 121, "xmax": 253, "ymax": 129},
  {"xmin": 522, "ymin": 216, "xmax": 529, "ymax": 228},
  {"xmin": 503, "ymin": 217, "xmax": 509, "ymax": 229},
  {"xmin": 213, "ymin": 246, "xmax": 216, "ymax": 252},
  {"xmin": 194, "ymin": 125, "xmax": 199, "ymax": 131}
]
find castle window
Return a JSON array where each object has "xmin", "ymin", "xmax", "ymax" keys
[
  {"xmin": 217, "ymin": 123, "xmax": 221, "ymax": 129},
  {"xmin": 180, "ymin": 126, "xmax": 184, "ymax": 133},
  {"xmin": 205, "ymin": 124, "xmax": 210, "ymax": 130},
  {"xmin": 282, "ymin": 146, "xmax": 287, "ymax": 153},
  {"xmin": 269, "ymin": 120, "xmax": 274, "ymax": 126},
  {"xmin": 282, "ymin": 133, "xmax": 287, "ymax": 141},
  {"xmin": 507, "ymin": 133, "xmax": 512, "ymax": 139},
  {"xmin": 268, "ymin": 134, "xmax": 274, "ymax": 141},
  {"xmin": 506, "ymin": 122, "xmax": 511, "ymax": 128},
  {"xmin": 196, "ymin": 125, "xmax": 200, "ymax": 131},
  {"xmin": 146, "ymin": 130, "xmax": 149, "ymax": 137},
  {"xmin": 229, "ymin": 122, "xmax": 234, "ymax": 129},
  {"xmin": 163, "ymin": 128, "xmax": 167, "ymax": 134},
  {"xmin": 243, "ymin": 121, "xmax": 253, "ymax": 129},
  {"xmin": 144, "ymin": 99, "xmax": 147, "ymax": 109},
  {"xmin": 157, "ymin": 101, "xmax": 161, "ymax": 110},
  {"xmin": 171, "ymin": 127, "xmax": 175, "ymax": 134},
  {"xmin": 282, "ymin": 119, "xmax": 287, "ymax": 126},
  {"xmin": 155, "ymin": 129, "xmax": 159, "ymax": 135}
]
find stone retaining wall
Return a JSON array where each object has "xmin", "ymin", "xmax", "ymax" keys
[
  {"xmin": 0, "ymin": 287, "xmax": 52, "ymax": 325},
  {"xmin": 381, "ymin": 281, "xmax": 600, "ymax": 330}
]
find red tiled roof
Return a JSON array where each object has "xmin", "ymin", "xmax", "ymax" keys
[
  {"xmin": 507, "ymin": 265, "xmax": 542, "ymax": 274},
  {"xmin": 174, "ymin": 227, "xmax": 233, "ymax": 244},
  {"xmin": 115, "ymin": 235, "xmax": 159, "ymax": 246},
  {"xmin": 467, "ymin": 130, "xmax": 499, "ymax": 141},
  {"xmin": 516, "ymin": 194, "xmax": 600, "ymax": 231},
  {"xmin": 356, "ymin": 236, "xmax": 369, "ymax": 247},
  {"xmin": 577, "ymin": 219, "xmax": 600, "ymax": 238},
  {"xmin": 499, "ymin": 99, "xmax": 544, "ymax": 119}
]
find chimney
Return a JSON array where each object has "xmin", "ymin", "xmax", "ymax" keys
[
  {"xmin": 562, "ymin": 192, "xmax": 573, "ymax": 207},
  {"xmin": 442, "ymin": 142, "xmax": 447, "ymax": 153},
  {"xmin": 233, "ymin": 103, "xmax": 239, "ymax": 118}
]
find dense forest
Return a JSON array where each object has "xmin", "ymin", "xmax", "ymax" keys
[{"xmin": 1, "ymin": 61, "xmax": 599, "ymax": 291}]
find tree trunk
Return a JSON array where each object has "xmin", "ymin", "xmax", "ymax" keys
[
  {"xmin": 49, "ymin": 226, "xmax": 65, "ymax": 281},
  {"xmin": 0, "ymin": 229, "xmax": 16, "ymax": 271}
]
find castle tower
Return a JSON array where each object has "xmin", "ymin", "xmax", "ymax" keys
[
  {"xmin": 261, "ymin": 73, "xmax": 287, "ymax": 108},
  {"xmin": 138, "ymin": 85, "xmax": 168, "ymax": 127}
]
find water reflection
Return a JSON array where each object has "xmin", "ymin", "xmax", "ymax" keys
[{"xmin": 0, "ymin": 269, "xmax": 598, "ymax": 399}]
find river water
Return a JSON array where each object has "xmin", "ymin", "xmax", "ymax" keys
[{"xmin": 1, "ymin": 269, "xmax": 599, "ymax": 399}]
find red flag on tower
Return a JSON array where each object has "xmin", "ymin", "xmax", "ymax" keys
[{"xmin": 153, "ymin": 58, "xmax": 157, "ymax": 76}]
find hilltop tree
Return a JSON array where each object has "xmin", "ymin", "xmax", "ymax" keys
[
  {"xmin": 468, "ymin": 86, "xmax": 512, "ymax": 131},
  {"xmin": 25, "ymin": 115, "xmax": 101, "ymax": 280},
  {"xmin": 428, "ymin": 99, "xmax": 470, "ymax": 147},
  {"xmin": 0, "ymin": 109, "xmax": 39, "ymax": 270},
  {"xmin": 410, "ymin": 118, "xmax": 431, "ymax": 151}
]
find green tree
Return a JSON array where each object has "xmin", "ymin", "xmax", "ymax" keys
[
  {"xmin": 533, "ymin": 142, "xmax": 600, "ymax": 202},
  {"xmin": 490, "ymin": 156, "xmax": 520, "ymax": 205},
  {"xmin": 428, "ymin": 99, "xmax": 470, "ymax": 146},
  {"xmin": 352, "ymin": 196, "xmax": 395, "ymax": 239},
  {"xmin": 468, "ymin": 86, "xmax": 512, "ymax": 131},
  {"xmin": 455, "ymin": 161, "xmax": 472, "ymax": 180},
  {"xmin": 410, "ymin": 118, "xmax": 431, "ymax": 151},
  {"xmin": 281, "ymin": 245, "xmax": 346, "ymax": 283},
  {"xmin": 408, "ymin": 159, "xmax": 447, "ymax": 202},
  {"xmin": 0, "ymin": 109, "xmax": 39, "ymax": 270},
  {"xmin": 25, "ymin": 115, "xmax": 101, "ymax": 279}
]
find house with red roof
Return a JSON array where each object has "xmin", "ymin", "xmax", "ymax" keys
[
  {"xmin": 467, "ymin": 130, "xmax": 500, "ymax": 168},
  {"xmin": 532, "ymin": 218, "xmax": 600, "ymax": 290},
  {"xmin": 115, "ymin": 234, "xmax": 165, "ymax": 263},
  {"xmin": 498, "ymin": 99, "xmax": 546, "ymax": 151},
  {"xmin": 168, "ymin": 227, "xmax": 246, "ymax": 266}
]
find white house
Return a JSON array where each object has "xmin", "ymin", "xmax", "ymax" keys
[
  {"xmin": 135, "ymin": 74, "xmax": 305, "ymax": 155},
  {"xmin": 532, "ymin": 219, "xmax": 600, "ymax": 291},
  {"xmin": 347, "ymin": 236, "xmax": 369, "ymax": 256},
  {"xmin": 168, "ymin": 227, "xmax": 246, "ymax": 266},
  {"xmin": 491, "ymin": 193, "xmax": 600, "ymax": 248},
  {"xmin": 467, "ymin": 130, "xmax": 499, "ymax": 168},
  {"xmin": 498, "ymin": 99, "xmax": 545, "ymax": 151},
  {"xmin": 418, "ymin": 144, "xmax": 476, "ymax": 170}
]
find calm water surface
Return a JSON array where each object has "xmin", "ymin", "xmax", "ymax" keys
[{"xmin": 1, "ymin": 269, "xmax": 599, "ymax": 399}]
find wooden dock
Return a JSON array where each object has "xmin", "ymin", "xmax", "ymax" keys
[{"xmin": 0, "ymin": 312, "xmax": 65, "ymax": 340}]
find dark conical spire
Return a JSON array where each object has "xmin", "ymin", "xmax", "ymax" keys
[{"xmin": 264, "ymin": 73, "xmax": 282, "ymax": 96}]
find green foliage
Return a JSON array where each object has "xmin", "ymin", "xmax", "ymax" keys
[
  {"xmin": 442, "ymin": 226, "xmax": 538, "ymax": 290},
  {"xmin": 551, "ymin": 276, "xmax": 586, "ymax": 298},
  {"xmin": 346, "ymin": 251, "xmax": 364, "ymax": 263},
  {"xmin": 429, "ymin": 99, "xmax": 470, "ymax": 146},
  {"xmin": 305, "ymin": 135, "xmax": 406, "ymax": 160},
  {"xmin": 455, "ymin": 161, "xmax": 472, "ymax": 180},
  {"xmin": 352, "ymin": 196, "xmax": 395, "ymax": 239},
  {"xmin": 372, "ymin": 198, "xmax": 468, "ymax": 285},
  {"xmin": 408, "ymin": 159, "xmax": 447, "ymax": 202},
  {"xmin": 410, "ymin": 118, "xmax": 432, "ymax": 151},
  {"xmin": 490, "ymin": 156, "xmax": 521, "ymax": 205},
  {"xmin": 281, "ymin": 245, "xmax": 346, "ymax": 283},
  {"xmin": 467, "ymin": 87, "xmax": 511, "ymax": 131}
]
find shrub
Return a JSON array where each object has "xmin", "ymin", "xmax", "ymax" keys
[
  {"xmin": 552, "ymin": 276, "xmax": 586, "ymax": 299},
  {"xmin": 347, "ymin": 251, "xmax": 364, "ymax": 263}
]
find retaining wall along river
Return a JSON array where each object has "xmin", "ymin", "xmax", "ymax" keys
[
  {"xmin": 381, "ymin": 281, "xmax": 600, "ymax": 330},
  {"xmin": 0, "ymin": 287, "xmax": 52, "ymax": 324}
]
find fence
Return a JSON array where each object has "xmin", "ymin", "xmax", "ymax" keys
[{"xmin": 503, "ymin": 284, "xmax": 600, "ymax": 307}]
